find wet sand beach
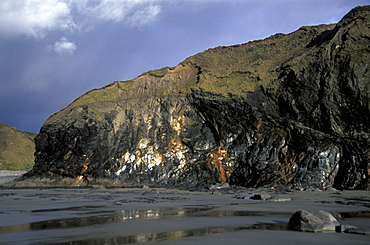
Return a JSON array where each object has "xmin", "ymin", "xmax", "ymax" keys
[{"xmin": 0, "ymin": 186, "xmax": 369, "ymax": 244}]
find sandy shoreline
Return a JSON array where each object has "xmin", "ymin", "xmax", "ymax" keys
[
  {"xmin": 0, "ymin": 185, "xmax": 369, "ymax": 244},
  {"xmin": 0, "ymin": 170, "xmax": 26, "ymax": 186}
]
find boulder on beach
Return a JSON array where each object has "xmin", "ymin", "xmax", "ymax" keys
[{"xmin": 288, "ymin": 210, "xmax": 340, "ymax": 232}]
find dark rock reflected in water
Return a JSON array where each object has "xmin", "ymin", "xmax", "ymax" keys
[
  {"xmin": 47, "ymin": 224, "xmax": 289, "ymax": 245},
  {"xmin": 0, "ymin": 205, "xmax": 291, "ymax": 244},
  {"xmin": 0, "ymin": 206, "xmax": 215, "ymax": 233},
  {"xmin": 1, "ymin": 188, "xmax": 370, "ymax": 245},
  {"xmin": 1, "ymin": 203, "xmax": 369, "ymax": 244}
]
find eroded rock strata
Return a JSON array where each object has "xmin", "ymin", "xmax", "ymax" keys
[{"xmin": 23, "ymin": 6, "xmax": 370, "ymax": 189}]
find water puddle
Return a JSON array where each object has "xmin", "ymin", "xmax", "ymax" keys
[
  {"xmin": 0, "ymin": 206, "xmax": 215, "ymax": 234},
  {"xmin": 1, "ymin": 205, "xmax": 369, "ymax": 244},
  {"xmin": 47, "ymin": 223, "xmax": 290, "ymax": 245},
  {"xmin": 203, "ymin": 210, "xmax": 292, "ymax": 217},
  {"xmin": 24, "ymin": 205, "xmax": 106, "ymax": 213}
]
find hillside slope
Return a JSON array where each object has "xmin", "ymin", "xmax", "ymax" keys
[
  {"xmin": 22, "ymin": 6, "xmax": 369, "ymax": 189},
  {"xmin": 0, "ymin": 124, "xmax": 36, "ymax": 170}
]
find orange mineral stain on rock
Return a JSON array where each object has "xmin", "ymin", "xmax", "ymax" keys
[{"xmin": 206, "ymin": 148, "xmax": 228, "ymax": 183}]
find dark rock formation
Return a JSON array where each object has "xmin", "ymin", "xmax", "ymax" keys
[
  {"xmin": 23, "ymin": 6, "xmax": 369, "ymax": 189},
  {"xmin": 288, "ymin": 210, "xmax": 340, "ymax": 232}
]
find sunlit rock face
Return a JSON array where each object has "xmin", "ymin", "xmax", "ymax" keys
[
  {"xmin": 26, "ymin": 6, "xmax": 370, "ymax": 189},
  {"xmin": 30, "ymin": 65, "xmax": 222, "ymax": 187}
]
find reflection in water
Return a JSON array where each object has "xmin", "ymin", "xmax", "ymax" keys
[
  {"xmin": 118, "ymin": 206, "xmax": 213, "ymax": 220},
  {"xmin": 1, "ymin": 205, "xmax": 368, "ymax": 244},
  {"xmin": 204, "ymin": 210, "xmax": 292, "ymax": 217},
  {"xmin": 0, "ymin": 206, "xmax": 213, "ymax": 234},
  {"xmin": 26, "ymin": 205, "xmax": 106, "ymax": 213},
  {"xmin": 0, "ymin": 223, "xmax": 30, "ymax": 234},
  {"xmin": 48, "ymin": 224, "xmax": 289, "ymax": 245}
]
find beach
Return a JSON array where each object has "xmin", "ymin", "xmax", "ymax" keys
[
  {"xmin": 0, "ymin": 171, "xmax": 26, "ymax": 186},
  {"xmin": 0, "ymin": 185, "xmax": 369, "ymax": 244}
]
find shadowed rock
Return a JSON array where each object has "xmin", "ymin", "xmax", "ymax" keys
[{"xmin": 288, "ymin": 210, "xmax": 340, "ymax": 232}]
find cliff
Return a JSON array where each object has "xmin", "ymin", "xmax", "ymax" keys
[{"xmin": 23, "ymin": 6, "xmax": 370, "ymax": 189}]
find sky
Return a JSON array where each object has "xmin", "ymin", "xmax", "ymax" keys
[{"xmin": 0, "ymin": 0, "xmax": 368, "ymax": 133}]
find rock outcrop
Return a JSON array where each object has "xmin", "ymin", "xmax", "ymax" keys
[{"xmin": 23, "ymin": 6, "xmax": 370, "ymax": 189}]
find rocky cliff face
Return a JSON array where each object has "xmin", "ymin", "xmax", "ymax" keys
[{"xmin": 24, "ymin": 6, "xmax": 370, "ymax": 189}]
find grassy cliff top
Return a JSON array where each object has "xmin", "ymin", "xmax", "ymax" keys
[
  {"xmin": 50, "ymin": 5, "xmax": 370, "ymax": 114},
  {"xmin": 181, "ymin": 24, "xmax": 334, "ymax": 95},
  {"xmin": 68, "ymin": 24, "xmax": 335, "ymax": 110}
]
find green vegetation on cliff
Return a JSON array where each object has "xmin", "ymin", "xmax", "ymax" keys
[
  {"xmin": 181, "ymin": 24, "xmax": 335, "ymax": 96},
  {"xmin": 69, "ymin": 23, "xmax": 336, "ymax": 107},
  {"xmin": 0, "ymin": 124, "xmax": 36, "ymax": 170},
  {"xmin": 63, "ymin": 6, "xmax": 370, "ymax": 108}
]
